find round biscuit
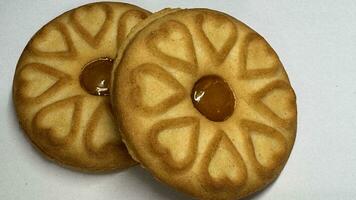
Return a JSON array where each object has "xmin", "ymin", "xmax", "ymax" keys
[
  {"xmin": 13, "ymin": 2, "xmax": 150, "ymax": 172},
  {"xmin": 112, "ymin": 8, "xmax": 297, "ymax": 199}
]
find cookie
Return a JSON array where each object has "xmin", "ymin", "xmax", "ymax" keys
[
  {"xmin": 111, "ymin": 8, "xmax": 297, "ymax": 199},
  {"xmin": 12, "ymin": 2, "xmax": 150, "ymax": 172}
]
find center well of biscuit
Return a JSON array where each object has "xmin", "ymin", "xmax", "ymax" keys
[
  {"xmin": 191, "ymin": 75, "xmax": 235, "ymax": 122},
  {"xmin": 80, "ymin": 57, "xmax": 113, "ymax": 96}
]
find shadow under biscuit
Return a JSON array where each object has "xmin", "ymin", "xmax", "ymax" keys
[
  {"xmin": 126, "ymin": 166, "xmax": 194, "ymax": 200},
  {"xmin": 125, "ymin": 164, "xmax": 280, "ymax": 200}
]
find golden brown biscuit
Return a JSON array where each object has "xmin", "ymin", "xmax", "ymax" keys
[
  {"xmin": 12, "ymin": 2, "xmax": 150, "ymax": 172},
  {"xmin": 112, "ymin": 8, "xmax": 297, "ymax": 199}
]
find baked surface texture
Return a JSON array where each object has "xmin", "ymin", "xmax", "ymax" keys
[
  {"xmin": 13, "ymin": 2, "xmax": 150, "ymax": 172},
  {"xmin": 112, "ymin": 8, "xmax": 297, "ymax": 199}
]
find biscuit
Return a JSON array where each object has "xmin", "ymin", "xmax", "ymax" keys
[
  {"xmin": 112, "ymin": 8, "xmax": 297, "ymax": 199},
  {"xmin": 12, "ymin": 2, "xmax": 150, "ymax": 172}
]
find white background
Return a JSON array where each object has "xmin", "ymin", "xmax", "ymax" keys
[{"xmin": 1, "ymin": 0, "xmax": 356, "ymax": 199}]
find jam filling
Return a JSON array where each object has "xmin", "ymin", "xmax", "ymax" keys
[
  {"xmin": 80, "ymin": 57, "xmax": 113, "ymax": 96},
  {"xmin": 191, "ymin": 75, "xmax": 235, "ymax": 122}
]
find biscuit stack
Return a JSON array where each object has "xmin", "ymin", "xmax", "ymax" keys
[{"xmin": 13, "ymin": 2, "xmax": 297, "ymax": 200}]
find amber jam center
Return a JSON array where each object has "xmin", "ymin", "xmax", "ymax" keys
[
  {"xmin": 80, "ymin": 58, "xmax": 113, "ymax": 96},
  {"xmin": 191, "ymin": 75, "xmax": 235, "ymax": 122}
]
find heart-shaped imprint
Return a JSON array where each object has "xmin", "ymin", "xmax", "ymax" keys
[
  {"xmin": 239, "ymin": 33, "xmax": 280, "ymax": 79},
  {"xmin": 201, "ymin": 131, "xmax": 247, "ymax": 190},
  {"xmin": 240, "ymin": 120, "xmax": 287, "ymax": 178},
  {"xmin": 117, "ymin": 9, "xmax": 149, "ymax": 46},
  {"xmin": 29, "ymin": 22, "xmax": 76, "ymax": 58},
  {"xmin": 196, "ymin": 13, "xmax": 237, "ymax": 66},
  {"xmin": 17, "ymin": 63, "xmax": 71, "ymax": 103},
  {"xmin": 70, "ymin": 3, "xmax": 113, "ymax": 48},
  {"xmin": 84, "ymin": 101, "xmax": 121, "ymax": 158},
  {"xmin": 251, "ymin": 80, "xmax": 297, "ymax": 128},
  {"xmin": 130, "ymin": 63, "xmax": 186, "ymax": 115},
  {"xmin": 149, "ymin": 117, "xmax": 199, "ymax": 170},
  {"xmin": 147, "ymin": 20, "xmax": 197, "ymax": 74},
  {"xmin": 33, "ymin": 96, "xmax": 83, "ymax": 147}
]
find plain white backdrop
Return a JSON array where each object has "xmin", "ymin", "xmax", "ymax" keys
[{"xmin": 1, "ymin": 0, "xmax": 356, "ymax": 199}]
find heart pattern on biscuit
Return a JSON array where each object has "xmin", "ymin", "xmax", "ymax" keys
[
  {"xmin": 252, "ymin": 80, "xmax": 297, "ymax": 128},
  {"xmin": 33, "ymin": 96, "xmax": 83, "ymax": 146},
  {"xmin": 84, "ymin": 101, "xmax": 121, "ymax": 158},
  {"xmin": 18, "ymin": 63, "xmax": 71, "ymax": 103},
  {"xmin": 240, "ymin": 120, "xmax": 288, "ymax": 177},
  {"xmin": 203, "ymin": 131, "xmax": 247, "ymax": 190},
  {"xmin": 196, "ymin": 13, "xmax": 237, "ymax": 66},
  {"xmin": 240, "ymin": 33, "xmax": 280, "ymax": 78},
  {"xmin": 130, "ymin": 63, "xmax": 186, "ymax": 115},
  {"xmin": 30, "ymin": 22, "xmax": 76, "ymax": 57},
  {"xmin": 147, "ymin": 20, "xmax": 197, "ymax": 74},
  {"xmin": 149, "ymin": 117, "xmax": 199, "ymax": 170},
  {"xmin": 70, "ymin": 4, "xmax": 113, "ymax": 48}
]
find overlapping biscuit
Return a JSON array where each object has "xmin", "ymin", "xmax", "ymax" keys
[
  {"xmin": 13, "ymin": 2, "xmax": 150, "ymax": 172},
  {"xmin": 112, "ymin": 8, "xmax": 297, "ymax": 199}
]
